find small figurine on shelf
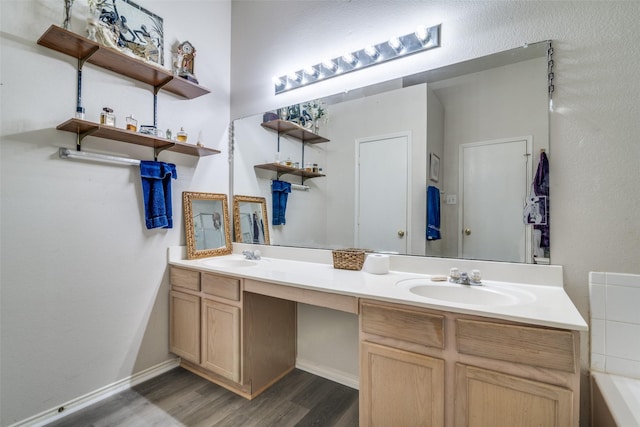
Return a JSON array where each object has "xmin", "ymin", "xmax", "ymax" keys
[{"xmin": 173, "ymin": 41, "xmax": 198, "ymax": 84}]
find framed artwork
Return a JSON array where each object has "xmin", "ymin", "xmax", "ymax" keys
[
  {"xmin": 98, "ymin": 0, "xmax": 164, "ymax": 66},
  {"xmin": 429, "ymin": 153, "xmax": 440, "ymax": 182}
]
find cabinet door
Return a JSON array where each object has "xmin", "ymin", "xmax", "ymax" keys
[
  {"xmin": 360, "ymin": 342, "xmax": 444, "ymax": 427},
  {"xmin": 455, "ymin": 364, "xmax": 573, "ymax": 427},
  {"xmin": 169, "ymin": 291, "xmax": 200, "ymax": 364},
  {"xmin": 201, "ymin": 298, "xmax": 241, "ymax": 383}
]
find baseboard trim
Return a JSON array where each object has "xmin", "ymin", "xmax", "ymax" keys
[
  {"xmin": 10, "ymin": 358, "xmax": 180, "ymax": 427},
  {"xmin": 295, "ymin": 358, "xmax": 359, "ymax": 390}
]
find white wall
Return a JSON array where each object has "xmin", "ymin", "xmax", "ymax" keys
[
  {"xmin": 0, "ymin": 1, "xmax": 231, "ymax": 424},
  {"xmin": 231, "ymin": 1, "xmax": 640, "ymax": 424}
]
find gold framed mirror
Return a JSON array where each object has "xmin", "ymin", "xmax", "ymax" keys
[
  {"xmin": 183, "ymin": 192, "xmax": 232, "ymax": 259},
  {"xmin": 233, "ymin": 195, "xmax": 270, "ymax": 244}
]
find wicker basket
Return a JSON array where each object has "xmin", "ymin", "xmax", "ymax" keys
[{"xmin": 332, "ymin": 249, "xmax": 366, "ymax": 271}]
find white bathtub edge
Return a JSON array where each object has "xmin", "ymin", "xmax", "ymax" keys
[{"xmin": 592, "ymin": 372, "xmax": 640, "ymax": 427}]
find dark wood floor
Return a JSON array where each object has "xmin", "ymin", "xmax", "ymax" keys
[{"xmin": 47, "ymin": 367, "xmax": 359, "ymax": 427}]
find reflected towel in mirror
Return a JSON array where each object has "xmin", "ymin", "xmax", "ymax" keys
[
  {"xmin": 533, "ymin": 151, "xmax": 549, "ymax": 251},
  {"xmin": 271, "ymin": 180, "xmax": 291, "ymax": 226},
  {"xmin": 140, "ymin": 161, "xmax": 177, "ymax": 229},
  {"xmin": 427, "ymin": 185, "xmax": 441, "ymax": 240}
]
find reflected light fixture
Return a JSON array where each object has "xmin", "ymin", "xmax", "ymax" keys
[{"xmin": 273, "ymin": 23, "xmax": 441, "ymax": 94}]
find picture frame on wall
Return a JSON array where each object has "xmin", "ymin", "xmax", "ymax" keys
[
  {"xmin": 430, "ymin": 153, "xmax": 440, "ymax": 182},
  {"xmin": 98, "ymin": 0, "xmax": 164, "ymax": 66}
]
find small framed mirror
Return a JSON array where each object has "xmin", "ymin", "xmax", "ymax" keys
[
  {"xmin": 233, "ymin": 195, "xmax": 270, "ymax": 244},
  {"xmin": 183, "ymin": 192, "xmax": 232, "ymax": 259}
]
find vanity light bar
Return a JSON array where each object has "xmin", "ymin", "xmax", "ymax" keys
[{"xmin": 273, "ymin": 24, "xmax": 441, "ymax": 94}]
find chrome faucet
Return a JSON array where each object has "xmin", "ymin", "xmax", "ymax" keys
[
  {"xmin": 449, "ymin": 269, "xmax": 482, "ymax": 286},
  {"xmin": 242, "ymin": 249, "xmax": 261, "ymax": 260}
]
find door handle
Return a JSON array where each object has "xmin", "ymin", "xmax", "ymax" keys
[
  {"xmin": 464, "ymin": 228, "xmax": 471, "ymax": 236},
  {"xmin": 398, "ymin": 230, "xmax": 405, "ymax": 237}
]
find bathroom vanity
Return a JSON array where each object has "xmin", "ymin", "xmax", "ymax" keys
[{"xmin": 168, "ymin": 247, "xmax": 587, "ymax": 426}]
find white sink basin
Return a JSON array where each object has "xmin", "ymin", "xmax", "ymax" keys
[
  {"xmin": 200, "ymin": 257, "xmax": 259, "ymax": 268},
  {"xmin": 396, "ymin": 278, "xmax": 536, "ymax": 307}
]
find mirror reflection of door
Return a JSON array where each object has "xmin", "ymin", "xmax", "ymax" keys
[
  {"xmin": 356, "ymin": 133, "xmax": 410, "ymax": 253},
  {"xmin": 192, "ymin": 200, "xmax": 225, "ymax": 250},
  {"xmin": 459, "ymin": 137, "xmax": 531, "ymax": 262}
]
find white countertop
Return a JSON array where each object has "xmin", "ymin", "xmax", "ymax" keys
[{"xmin": 168, "ymin": 246, "xmax": 587, "ymax": 331}]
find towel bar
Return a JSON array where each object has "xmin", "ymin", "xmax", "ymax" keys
[
  {"xmin": 290, "ymin": 183, "xmax": 310, "ymax": 191},
  {"xmin": 59, "ymin": 147, "xmax": 141, "ymax": 166}
]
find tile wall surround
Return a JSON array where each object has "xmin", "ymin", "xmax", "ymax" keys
[{"xmin": 590, "ymin": 272, "xmax": 640, "ymax": 379}]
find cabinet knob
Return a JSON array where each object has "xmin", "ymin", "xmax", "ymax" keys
[
  {"xmin": 464, "ymin": 228, "xmax": 472, "ymax": 236},
  {"xmin": 398, "ymin": 230, "xmax": 405, "ymax": 237}
]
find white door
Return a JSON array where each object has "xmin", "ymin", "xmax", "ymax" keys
[
  {"xmin": 459, "ymin": 137, "xmax": 531, "ymax": 262},
  {"xmin": 356, "ymin": 133, "xmax": 410, "ymax": 253}
]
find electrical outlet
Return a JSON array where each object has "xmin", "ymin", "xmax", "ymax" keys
[{"xmin": 446, "ymin": 195, "xmax": 457, "ymax": 205}]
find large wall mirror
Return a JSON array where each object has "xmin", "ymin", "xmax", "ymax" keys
[
  {"xmin": 183, "ymin": 192, "xmax": 232, "ymax": 259},
  {"xmin": 232, "ymin": 41, "xmax": 551, "ymax": 264},
  {"xmin": 233, "ymin": 195, "xmax": 270, "ymax": 244}
]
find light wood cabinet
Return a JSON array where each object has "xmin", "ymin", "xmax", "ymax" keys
[
  {"xmin": 360, "ymin": 341, "xmax": 444, "ymax": 427},
  {"xmin": 169, "ymin": 267, "xmax": 295, "ymax": 399},
  {"xmin": 359, "ymin": 299, "xmax": 580, "ymax": 427},
  {"xmin": 201, "ymin": 298, "xmax": 241, "ymax": 382},
  {"xmin": 455, "ymin": 364, "xmax": 573, "ymax": 427},
  {"xmin": 169, "ymin": 290, "xmax": 200, "ymax": 364},
  {"xmin": 170, "ymin": 266, "xmax": 581, "ymax": 425}
]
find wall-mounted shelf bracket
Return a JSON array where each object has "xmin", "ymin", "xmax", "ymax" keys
[
  {"xmin": 153, "ymin": 77, "xmax": 173, "ymax": 128},
  {"xmin": 154, "ymin": 76, "xmax": 174, "ymax": 94},
  {"xmin": 77, "ymin": 45, "xmax": 99, "ymax": 69},
  {"xmin": 154, "ymin": 144, "xmax": 175, "ymax": 161},
  {"xmin": 76, "ymin": 127, "xmax": 99, "ymax": 150}
]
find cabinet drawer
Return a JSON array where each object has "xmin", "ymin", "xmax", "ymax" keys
[
  {"xmin": 170, "ymin": 267, "xmax": 200, "ymax": 291},
  {"xmin": 202, "ymin": 273, "xmax": 241, "ymax": 301},
  {"xmin": 361, "ymin": 301, "xmax": 444, "ymax": 349},
  {"xmin": 456, "ymin": 319, "xmax": 576, "ymax": 373}
]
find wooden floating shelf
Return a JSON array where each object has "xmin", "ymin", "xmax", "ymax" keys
[
  {"xmin": 38, "ymin": 25, "xmax": 210, "ymax": 99},
  {"xmin": 57, "ymin": 118, "xmax": 221, "ymax": 157},
  {"xmin": 260, "ymin": 120, "xmax": 329, "ymax": 144},
  {"xmin": 254, "ymin": 163, "xmax": 325, "ymax": 179}
]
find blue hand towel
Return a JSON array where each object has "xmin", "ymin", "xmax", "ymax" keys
[
  {"xmin": 271, "ymin": 180, "xmax": 291, "ymax": 226},
  {"xmin": 140, "ymin": 161, "xmax": 177, "ymax": 229},
  {"xmin": 426, "ymin": 186, "xmax": 441, "ymax": 240}
]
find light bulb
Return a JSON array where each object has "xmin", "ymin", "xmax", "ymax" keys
[
  {"xmin": 415, "ymin": 25, "xmax": 430, "ymax": 44},
  {"xmin": 388, "ymin": 36, "xmax": 403, "ymax": 53},
  {"xmin": 364, "ymin": 45, "xmax": 379, "ymax": 60},
  {"xmin": 287, "ymin": 71, "xmax": 301, "ymax": 82},
  {"xmin": 342, "ymin": 52, "xmax": 357, "ymax": 66},
  {"xmin": 322, "ymin": 59, "xmax": 338, "ymax": 72},
  {"xmin": 304, "ymin": 65, "xmax": 319, "ymax": 78}
]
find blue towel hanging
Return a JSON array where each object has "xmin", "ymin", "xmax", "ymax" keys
[
  {"xmin": 140, "ymin": 161, "xmax": 177, "ymax": 229},
  {"xmin": 271, "ymin": 180, "xmax": 291, "ymax": 226},
  {"xmin": 426, "ymin": 186, "xmax": 441, "ymax": 240}
]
